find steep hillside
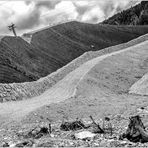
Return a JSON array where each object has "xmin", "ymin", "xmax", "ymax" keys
[
  {"xmin": 1, "ymin": 32, "xmax": 148, "ymax": 102},
  {"xmin": 1, "ymin": 21, "xmax": 148, "ymax": 83},
  {"xmin": 0, "ymin": 36, "xmax": 39, "ymax": 83},
  {"xmin": 102, "ymin": 1, "xmax": 148, "ymax": 25},
  {"xmin": 49, "ymin": 21, "xmax": 148, "ymax": 50},
  {"xmin": 0, "ymin": 36, "xmax": 71, "ymax": 83}
]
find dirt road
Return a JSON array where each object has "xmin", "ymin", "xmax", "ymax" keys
[{"xmin": 0, "ymin": 40, "xmax": 148, "ymax": 122}]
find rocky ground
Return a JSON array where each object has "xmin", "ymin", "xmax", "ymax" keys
[{"xmin": 1, "ymin": 107, "xmax": 148, "ymax": 147}]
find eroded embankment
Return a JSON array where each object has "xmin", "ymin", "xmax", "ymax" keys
[
  {"xmin": 0, "ymin": 34, "xmax": 148, "ymax": 102},
  {"xmin": 129, "ymin": 72, "xmax": 148, "ymax": 96}
]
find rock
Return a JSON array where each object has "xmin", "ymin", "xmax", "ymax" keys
[
  {"xmin": 25, "ymin": 126, "xmax": 49, "ymax": 139},
  {"xmin": 60, "ymin": 120, "xmax": 86, "ymax": 131},
  {"xmin": 2, "ymin": 142, "xmax": 9, "ymax": 147},
  {"xmin": 9, "ymin": 142, "xmax": 16, "ymax": 147},
  {"xmin": 50, "ymin": 134, "xmax": 54, "ymax": 138},
  {"xmin": 15, "ymin": 140, "xmax": 34, "ymax": 147},
  {"xmin": 74, "ymin": 131, "xmax": 96, "ymax": 140},
  {"xmin": 37, "ymin": 141, "xmax": 55, "ymax": 147},
  {"xmin": 99, "ymin": 140, "xmax": 108, "ymax": 147}
]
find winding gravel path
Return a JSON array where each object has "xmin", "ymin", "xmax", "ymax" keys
[{"xmin": 0, "ymin": 40, "xmax": 147, "ymax": 122}]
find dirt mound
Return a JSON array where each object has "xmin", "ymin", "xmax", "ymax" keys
[{"xmin": 129, "ymin": 72, "xmax": 148, "ymax": 96}]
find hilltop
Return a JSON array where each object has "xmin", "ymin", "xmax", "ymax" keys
[
  {"xmin": 102, "ymin": 1, "xmax": 148, "ymax": 25},
  {"xmin": 1, "ymin": 22, "xmax": 148, "ymax": 83}
]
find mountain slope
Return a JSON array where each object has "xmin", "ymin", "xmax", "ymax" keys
[
  {"xmin": 0, "ymin": 34, "xmax": 148, "ymax": 123},
  {"xmin": 1, "ymin": 21, "xmax": 148, "ymax": 83},
  {"xmin": 0, "ymin": 36, "xmax": 39, "ymax": 83},
  {"xmin": 1, "ymin": 32, "xmax": 148, "ymax": 102},
  {"xmin": 102, "ymin": 1, "xmax": 148, "ymax": 25},
  {"xmin": 51, "ymin": 21, "xmax": 148, "ymax": 50}
]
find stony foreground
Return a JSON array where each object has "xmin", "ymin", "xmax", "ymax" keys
[{"xmin": 1, "ymin": 106, "xmax": 148, "ymax": 147}]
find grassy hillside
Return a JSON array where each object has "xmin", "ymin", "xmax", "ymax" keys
[
  {"xmin": 1, "ymin": 21, "xmax": 148, "ymax": 83},
  {"xmin": 52, "ymin": 21, "xmax": 148, "ymax": 50},
  {"xmin": 1, "ymin": 32, "xmax": 148, "ymax": 102},
  {"xmin": 0, "ymin": 36, "xmax": 39, "ymax": 83}
]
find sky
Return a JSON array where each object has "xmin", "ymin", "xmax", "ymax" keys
[{"xmin": 0, "ymin": 0, "xmax": 141, "ymax": 36}]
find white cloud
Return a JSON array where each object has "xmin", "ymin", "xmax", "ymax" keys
[
  {"xmin": 54, "ymin": 1, "xmax": 78, "ymax": 20},
  {"xmin": 0, "ymin": 0, "xmax": 142, "ymax": 35},
  {"xmin": 81, "ymin": 6, "xmax": 105, "ymax": 23},
  {"xmin": 0, "ymin": 1, "xmax": 36, "ymax": 35}
]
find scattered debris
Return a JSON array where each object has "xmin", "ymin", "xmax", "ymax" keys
[
  {"xmin": 24, "ymin": 125, "xmax": 49, "ymax": 139},
  {"xmin": 2, "ymin": 142, "xmax": 9, "ymax": 147},
  {"xmin": 89, "ymin": 116, "xmax": 104, "ymax": 133},
  {"xmin": 3, "ymin": 114, "xmax": 148, "ymax": 147},
  {"xmin": 103, "ymin": 117, "xmax": 113, "ymax": 135},
  {"xmin": 119, "ymin": 115, "xmax": 148, "ymax": 143},
  {"xmin": 60, "ymin": 119, "xmax": 86, "ymax": 131},
  {"xmin": 49, "ymin": 123, "xmax": 52, "ymax": 134},
  {"xmin": 74, "ymin": 131, "xmax": 96, "ymax": 140},
  {"xmin": 137, "ymin": 106, "xmax": 148, "ymax": 114},
  {"xmin": 39, "ymin": 116, "xmax": 52, "ymax": 134},
  {"xmin": 15, "ymin": 140, "xmax": 34, "ymax": 147},
  {"xmin": 37, "ymin": 140, "xmax": 55, "ymax": 147}
]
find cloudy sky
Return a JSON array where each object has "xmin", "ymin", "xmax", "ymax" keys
[{"xmin": 0, "ymin": 0, "xmax": 141, "ymax": 36}]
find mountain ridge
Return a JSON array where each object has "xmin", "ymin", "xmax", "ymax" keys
[
  {"xmin": 1, "ymin": 21, "xmax": 148, "ymax": 83},
  {"xmin": 102, "ymin": 1, "xmax": 148, "ymax": 25}
]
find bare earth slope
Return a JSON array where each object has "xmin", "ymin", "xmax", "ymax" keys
[
  {"xmin": 129, "ymin": 72, "xmax": 148, "ymax": 95},
  {"xmin": 0, "ymin": 36, "xmax": 148, "ymax": 124},
  {"xmin": 75, "ymin": 40, "xmax": 148, "ymax": 99}
]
